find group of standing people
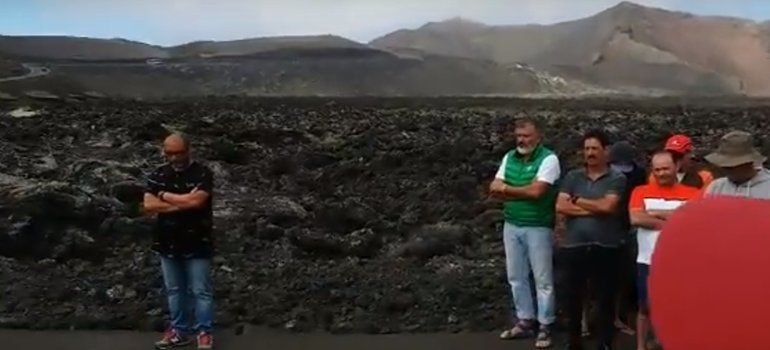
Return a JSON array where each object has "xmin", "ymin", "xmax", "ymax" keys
[
  {"xmin": 138, "ymin": 121, "xmax": 770, "ymax": 350},
  {"xmin": 490, "ymin": 118, "xmax": 770, "ymax": 350}
]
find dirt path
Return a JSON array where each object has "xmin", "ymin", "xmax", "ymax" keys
[
  {"xmin": 0, "ymin": 63, "xmax": 50, "ymax": 82},
  {"xmin": 1, "ymin": 328, "xmax": 637, "ymax": 350}
]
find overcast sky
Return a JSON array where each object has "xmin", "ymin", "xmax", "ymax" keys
[{"xmin": 2, "ymin": 0, "xmax": 770, "ymax": 46}]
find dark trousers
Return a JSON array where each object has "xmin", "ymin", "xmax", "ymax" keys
[
  {"xmin": 617, "ymin": 237, "xmax": 638, "ymax": 318},
  {"xmin": 561, "ymin": 245, "xmax": 621, "ymax": 348}
]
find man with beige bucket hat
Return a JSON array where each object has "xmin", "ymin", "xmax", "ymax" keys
[{"xmin": 704, "ymin": 131, "xmax": 770, "ymax": 199}]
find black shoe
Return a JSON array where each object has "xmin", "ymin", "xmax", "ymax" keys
[{"xmin": 596, "ymin": 344, "xmax": 612, "ymax": 350}]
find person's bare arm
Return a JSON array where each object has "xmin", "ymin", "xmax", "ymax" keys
[
  {"xmin": 648, "ymin": 210, "xmax": 675, "ymax": 220},
  {"xmin": 490, "ymin": 178, "xmax": 551, "ymax": 200},
  {"xmin": 630, "ymin": 208, "xmax": 665, "ymax": 230},
  {"xmin": 159, "ymin": 188, "xmax": 210, "ymax": 210},
  {"xmin": 143, "ymin": 193, "xmax": 181, "ymax": 215},
  {"xmin": 556, "ymin": 192, "xmax": 591, "ymax": 216},
  {"xmin": 574, "ymin": 194, "xmax": 622, "ymax": 215}
]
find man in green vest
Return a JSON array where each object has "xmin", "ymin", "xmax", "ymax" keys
[{"xmin": 490, "ymin": 118, "xmax": 560, "ymax": 349}]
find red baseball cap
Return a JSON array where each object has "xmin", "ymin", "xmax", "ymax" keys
[{"xmin": 665, "ymin": 134, "xmax": 694, "ymax": 154}]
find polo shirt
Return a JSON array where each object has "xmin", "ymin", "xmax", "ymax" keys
[{"xmin": 559, "ymin": 167, "xmax": 627, "ymax": 248}]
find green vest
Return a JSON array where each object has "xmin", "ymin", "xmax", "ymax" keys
[{"xmin": 502, "ymin": 145, "xmax": 558, "ymax": 227}]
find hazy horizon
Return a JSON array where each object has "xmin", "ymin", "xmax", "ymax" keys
[{"xmin": 2, "ymin": 0, "xmax": 770, "ymax": 46}]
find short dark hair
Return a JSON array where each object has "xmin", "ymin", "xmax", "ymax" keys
[
  {"xmin": 583, "ymin": 129, "xmax": 610, "ymax": 148},
  {"xmin": 514, "ymin": 117, "xmax": 542, "ymax": 132}
]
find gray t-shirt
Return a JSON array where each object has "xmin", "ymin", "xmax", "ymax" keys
[{"xmin": 560, "ymin": 168, "xmax": 627, "ymax": 248}]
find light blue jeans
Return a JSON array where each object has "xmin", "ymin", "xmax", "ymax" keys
[
  {"xmin": 502, "ymin": 222, "xmax": 555, "ymax": 325},
  {"xmin": 160, "ymin": 257, "xmax": 214, "ymax": 334}
]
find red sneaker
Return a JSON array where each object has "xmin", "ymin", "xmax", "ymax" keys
[
  {"xmin": 154, "ymin": 328, "xmax": 191, "ymax": 349},
  {"xmin": 197, "ymin": 332, "xmax": 213, "ymax": 350}
]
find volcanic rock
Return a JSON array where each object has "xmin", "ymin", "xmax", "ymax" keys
[
  {"xmin": 83, "ymin": 91, "xmax": 107, "ymax": 99},
  {"xmin": 0, "ymin": 97, "xmax": 765, "ymax": 334},
  {"xmin": 32, "ymin": 154, "xmax": 58, "ymax": 175},
  {"xmin": 396, "ymin": 222, "xmax": 470, "ymax": 259},
  {"xmin": 24, "ymin": 90, "xmax": 60, "ymax": 101},
  {"xmin": 255, "ymin": 196, "xmax": 309, "ymax": 225},
  {"xmin": 0, "ymin": 91, "xmax": 17, "ymax": 101},
  {"xmin": 7, "ymin": 107, "xmax": 39, "ymax": 118}
]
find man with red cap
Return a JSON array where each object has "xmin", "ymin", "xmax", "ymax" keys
[{"xmin": 649, "ymin": 134, "xmax": 713, "ymax": 189}]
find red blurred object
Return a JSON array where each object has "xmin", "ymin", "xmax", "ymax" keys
[
  {"xmin": 664, "ymin": 134, "xmax": 694, "ymax": 154},
  {"xmin": 650, "ymin": 196, "xmax": 770, "ymax": 350}
]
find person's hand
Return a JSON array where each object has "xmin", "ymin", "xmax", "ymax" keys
[
  {"xmin": 490, "ymin": 180, "xmax": 507, "ymax": 194},
  {"xmin": 650, "ymin": 210, "xmax": 674, "ymax": 221}
]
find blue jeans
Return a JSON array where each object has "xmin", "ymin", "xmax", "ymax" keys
[
  {"xmin": 502, "ymin": 222, "xmax": 555, "ymax": 325},
  {"xmin": 160, "ymin": 256, "xmax": 214, "ymax": 334}
]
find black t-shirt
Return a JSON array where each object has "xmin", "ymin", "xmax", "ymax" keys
[
  {"xmin": 145, "ymin": 161, "xmax": 214, "ymax": 258},
  {"xmin": 618, "ymin": 163, "xmax": 648, "ymax": 231}
]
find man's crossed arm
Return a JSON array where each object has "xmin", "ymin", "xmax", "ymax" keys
[
  {"xmin": 143, "ymin": 193, "xmax": 181, "ymax": 214},
  {"xmin": 555, "ymin": 192, "xmax": 591, "ymax": 217},
  {"xmin": 158, "ymin": 187, "xmax": 210, "ymax": 210},
  {"xmin": 630, "ymin": 208, "xmax": 675, "ymax": 231},
  {"xmin": 489, "ymin": 178, "xmax": 551, "ymax": 200},
  {"xmin": 143, "ymin": 187, "xmax": 210, "ymax": 215},
  {"xmin": 572, "ymin": 193, "xmax": 621, "ymax": 215}
]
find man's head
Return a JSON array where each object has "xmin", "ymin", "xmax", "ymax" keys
[
  {"xmin": 514, "ymin": 118, "xmax": 542, "ymax": 155},
  {"xmin": 665, "ymin": 134, "xmax": 694, "ymax": 172},
  {"xmin": 582, "ymin": 129, "xmax": 610, "ymax": 167},
  {"xmin": 651, "ymin": 151, "xmax": 678, "ymax": 186},
  {"xmin": 723, "ymin": 163, "xmax": 758, "ymax": 185},
  {"xmin": 705, "ymin": 131, "xmax": 766, "ymax": 184},
  {"xmin": 609, "ymin": 141, "xmax": 637, "ymax": 173},
  {"xmin": 163, "ymin": 133, "xmax": 191, "ymax": 171}
]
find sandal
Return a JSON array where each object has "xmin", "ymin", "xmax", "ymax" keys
[
  {"xmin": 499, "ymin": 320, "xmax": 535, "ymax": 340},
  {"xmin": 534, "ymin": 325, "xmax": 553, "ymax": 349},
  {"xmin": 581, "ymin": 321, "xmax": 591, "ymax": 337},
  {"xmin": 614, "ymin": 319, "xmax": 636, "ymax": 335},
  {"xmin": 647, "ymin": 327, "xmax": 663, "ymax": 350},
  {"xmin": 581, "ymin": 310, "xmax": 591, "ymax": 337}
]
